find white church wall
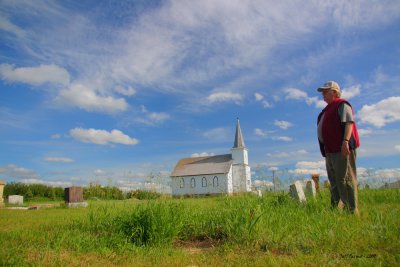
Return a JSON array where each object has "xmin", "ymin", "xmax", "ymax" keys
[
  {"xmin": 171, "ymin": 173, "xmax": 229, "ymax": 196},
  {"xmin": 232, "ymin": 165, "xmax": 252, "ymax": 193},
  {"xmin": 231, "ymin": 148, "xmax": 248, "ymax": 165}
]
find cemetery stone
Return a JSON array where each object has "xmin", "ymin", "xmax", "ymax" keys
[
  {"xmin": 0, "ymin": 180, "xmax": 4, "ymax": 206},
  {"xmin": 289, "ymin": 181, "xmax": 306, "ymax": 203},
  {"xmin": 8, "ymin": 195, "xmax": 24, "ymax": 205},
  {"xmin": 305, "ymin": 180, "xmax": 317, "ymax": 198},
  {"xmin": 64, "ymin": 186, "xmax": 88, "ymax": 208}
]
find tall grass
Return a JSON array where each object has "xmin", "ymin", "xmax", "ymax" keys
[{"xmin": 1, "ymin": 189, "xmax": 399, "ymax": 266}]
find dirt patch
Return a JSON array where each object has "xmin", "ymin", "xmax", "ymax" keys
[{"xmin": 174, "ymin": 238, "xmax": 222, "ymax": 254}]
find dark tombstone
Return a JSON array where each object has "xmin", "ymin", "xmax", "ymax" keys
[
  {"xmin": 64, "ymin": 186, "xmax": 87, "ymax": 208},
  {"xmin": 65, "ymin": 186, "xmax": 83, "ymax": 203}
]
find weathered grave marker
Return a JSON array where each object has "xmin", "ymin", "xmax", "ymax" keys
[
  {"xmin": 289, "ymin": 181, "xmax": 306, "ymax": 203},
  {"xmin": 64, "ymin": 186, "xmax": 88, "ymax": 208},
  {"xmin": 0, "ymin": 180, "xmax": 5, "ymax": 207},
  {"xmin": 8, "ymin": 195, "xmax": 24, "ymax": 205},
  {"xmin": 305, "ymin": 180, "xmax": 317, "ymax": 198}
]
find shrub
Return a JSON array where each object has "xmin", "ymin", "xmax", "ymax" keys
[{"xmin": 128, "ymin": 190, "xmax": 161, "ymax": 200}]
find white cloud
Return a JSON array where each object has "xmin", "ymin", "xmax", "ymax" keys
[
  {"xmin": 269, "ymin": 166, "xmax": 279, "ymax": 172},
  {"xmin": 70, "ymin": 128, "xmax": 139, "ymax": 145},
  {"xmin": 289, "ymin": 160, "xmax": 326, "ymax": 175},
  {"xmin": 191, "ymin": 152, "xmax": 215, "ymax": 158},
  {"xmin": 274, "ymin": 120, "xmax": 293, "ymax": 130},
  {"xmin": 44, "ymin": 157, "xmax": 74, "ymax": 163},
  {"xmin": 94, "ymin": 169, "xmax": 107, "ymax": 176},
  {"xmin": 253, "ymin": 180, "xmax": 274, "ymax": 187},
  {"xmin": 114, "ymin": 85, "xmax": 136, "ymax": 96},
  {"xmin": 148, "ymin": 112, "xmax": 170, "ymax": 123},
  {"xmin": 254, "ymin": 93, "xmax": 272, "ymax": 108},
  {"xmin": 20, "ymin": 178, "xmax": 72, "ymax": 188},
  {"xmin": 254, "ymin": 92, "xmax": 264, "ymax": 101},
  {"xmin": 272, "ymin": 136, "xmax": 293, "ymax": 142},
  {"xmin": 0, "ymin": 64, "xmax": 70, "ymax": 86},
  {"xmin": 284, "ymin": 88, "xmax": 322, "ymax": 107},
  {"xmin": 285, "ymin": 88, "xmax": 308, "ymax": 100},
  {"xmin": 395, "ymin": 145, "xmax": 400, "ymax": 152},
  {"xmin": 51, "ymin": 134, "xmax": 61, "ymax": 139},
  {"xmin": 254, "ymin": 128, "xmax": 267, "ymax": 137},
  {"xmin": 135, "ymin": 105, "xmax": 170, "ymax": 125},
  {"xmin": 56, "ymin": 84, "xmax": 128, "ymax": 113},
  {"xmin": 341, "ymin": 84, "xmax": 360, "ymax": 99},
  {"xmin": 0, "ymin": 16, "xmax": 26, "ymax": 38},
  {"xmin": 375, "ymin": 168, "xmax": 400, "ymax": 179},
  {"xmin": 357, "ymin": 128, "xmax": 373, "ymax": 137},
  {"xmin": 0, "ymin": 164, "xmax": 39, "ymax": 179},
  {"xmin": 358, "ymin": 96, "xmax": 400, "ymax": 127},
  {"xmin": 207, "ymin": 92, "xmax": 243, "ymax": 104}
]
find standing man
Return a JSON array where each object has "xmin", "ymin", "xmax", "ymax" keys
[{"xmin": 317, "ymin": 81, "xmax": 360, "ymax": 215}]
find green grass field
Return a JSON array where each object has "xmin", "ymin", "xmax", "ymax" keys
[{"xmin": 1, "ymin": 189, "xmax": 399, "ymax": 266}]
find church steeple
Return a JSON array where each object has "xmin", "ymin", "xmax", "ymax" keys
[{"xmin": 233, "ymin": 118, "xmax": 246, "ymax": 148}]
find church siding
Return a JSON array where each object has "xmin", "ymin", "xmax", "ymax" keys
[{"xmin": 171, "ymin": 172, "xmax": 231, "ymax": 196}]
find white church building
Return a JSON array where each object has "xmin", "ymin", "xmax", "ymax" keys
[{"xmin": 170, "ymin": 119, "xmax": 251, "ymax": 196}]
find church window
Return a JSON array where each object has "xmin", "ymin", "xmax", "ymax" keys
[
  {"xmin": 191, "ymin": 177, "xmax": 196, "ymax": 188},
  {"xmin": 202, "ymin": 177, "xmax": 207, "ymax": 187},
  {"xmin": 213, "ymin": 176, "xmax": 219, "ymax": 187},
  {"xmin": 180, "ymin": 178, "xmax": 185, "ymax": 188}
]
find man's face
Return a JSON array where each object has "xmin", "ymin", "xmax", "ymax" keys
[{"xmin": 321, "ymin": 89, "xmax": 335, "ymax": 104}]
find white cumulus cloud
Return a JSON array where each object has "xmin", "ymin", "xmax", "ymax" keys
[
  {"xmin": 272, "ymin": 136, "xmax": 293, "ymax": 142},
  {"xmin": 254, "ymin": 92, "xmax": 272, "ymax": 108},
  {"xmin": 254, "ymin": 128, "xmax": 267, "ymax": 137},
  {"xmin": 70, "ymin": 128, "xmax": 139, "ymax": 145},
  {"xmin": 0, "ymin": 164, "xmax": 39, "ymax": 179},
  {"xmin": 0, "ymin": 64, "xmax": 70, "ymax": 86},
  {"xmin": 207, "ymin": 92, "xmax": 242, "ymax": 104},
  {"xmin": 289, "ymin": 160, "xmax": 326, "ymax": 175},
  {"xmin": 341, "ymin": 84, "xmax": 361, "ymax": 99},
  {"xmin": 358, "ymin": 96, "xmax": 400, "ymax": 127},
  {"xmin": 57, "ymin": 84, "xmax": 128, "ymax": 113},
  {"xmin": 191, "ymin": 152, "xmax": 215, "ymax": 158},
  {"xmin": 114, "ymin": 85, "xmax": 136, "ymax": 96},
  {"xmin": 274, "ymin": 120, "xmax": 293, "ymax": 130}
]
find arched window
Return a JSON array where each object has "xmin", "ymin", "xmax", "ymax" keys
[
  {"xmin": 191, "ymin": 177, "xmax": 196, "ymax": 188},
  {"xmin": 213, "ymin": 176, "xmax": 219, "ymax": 187},
  {"xmin": 202, "ymin": 177, "xmax": 207, "ymax": 187},
  {"xmin": 180, "ymin": 178, "xmax": 185, "ymax": 188}
]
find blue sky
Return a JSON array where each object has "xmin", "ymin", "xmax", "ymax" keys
[{"xmin": 1, "ymin": 0, "xmax": 399, "ymax": 191}]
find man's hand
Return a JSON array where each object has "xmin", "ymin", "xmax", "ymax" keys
[{"xmin": 341, "ymin": 141, "xmax": 350, "ymax": 156}]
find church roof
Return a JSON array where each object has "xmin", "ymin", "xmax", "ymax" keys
[
  {"xmin": 233, "ymin": 118, "xmax": 246, "ymax": 148},
  {"xmin": 171, "ymin": 154, "xmax": 233, "ymax": 177}
]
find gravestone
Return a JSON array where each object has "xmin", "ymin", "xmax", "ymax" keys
[
  {"xmin": 305, "ymin": 180, "xmax": 316, "ymax": 198},
  {"xmin": 289, "ymin": 181, "xmax": 306, "ymax": 203},
  {"xmin": 0, "ymin": 180, "xmax": 4, "ymax": 206},
  {"xmin": 8, "ymin": 195, "xmax": 24, "ymax": 205},
  {"xmin": 64, "ymin": 186, "xmax": 88, "ymax": 208}
]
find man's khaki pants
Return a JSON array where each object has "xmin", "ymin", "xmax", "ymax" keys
[{"xmin": 325, "ymin": 150, "xmax": 359, "ymax": 214}]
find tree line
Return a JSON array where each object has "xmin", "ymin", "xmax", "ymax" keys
[{"xmin": 3, "ymin": 182, "xmax": 161, "ymax": 201}]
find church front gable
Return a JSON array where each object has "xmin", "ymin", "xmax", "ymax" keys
[{"xmin": 171, "ymin": 173, "xmax": 229, "ymax": 196}]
